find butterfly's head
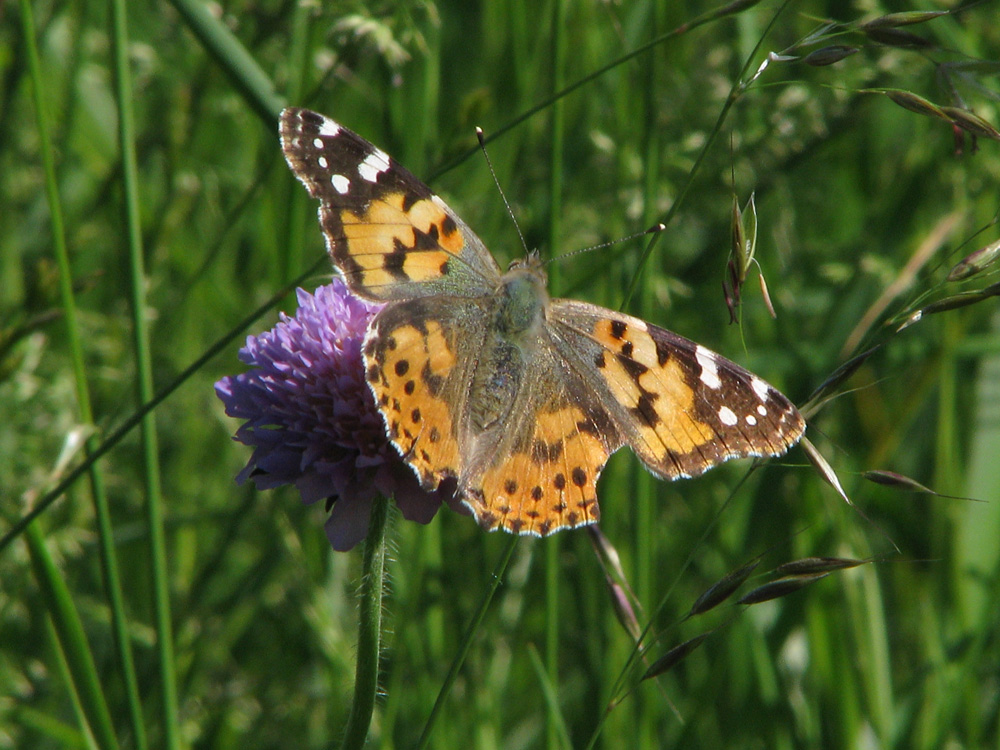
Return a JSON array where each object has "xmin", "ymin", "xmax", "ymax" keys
[{"xmin": 506, "ymin": 248, "xmax": 542, "ymax": 269}]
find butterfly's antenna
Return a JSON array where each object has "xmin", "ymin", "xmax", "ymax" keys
[
  {"xmin": 476, "ymin": 127, "xmax": 530, "ymax": 256},
  {"xmin": 542, "ymin": 223, "xmax": 666, "ymax": 268}
]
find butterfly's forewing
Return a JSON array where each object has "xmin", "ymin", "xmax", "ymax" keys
[
  {"xmin": 548, "ymin": 300, "xmax": 804, "ymax": 480},
  {"xmin": 280, "ymin": 107, "xmax": 501, "ymax": 301}
]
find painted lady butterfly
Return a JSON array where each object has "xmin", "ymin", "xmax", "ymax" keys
[{"xmin": 280, "ymin": 107, "xmax": 804, "ymax": 536}]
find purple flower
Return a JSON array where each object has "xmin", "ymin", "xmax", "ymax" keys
[{"xmin": 215, "ymin": 280, "xmax": 459, "ymax": 551}]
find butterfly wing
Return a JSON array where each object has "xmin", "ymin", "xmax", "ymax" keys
[
  {"xmin": 363, "ymin": 296, "xmax": 490, "ymax": 492},
  {"xmin": 548, "ymin": 300, "xmax": 804, "ymax": 479},
  {"xmin": 458, "ymin": 337, "xmax": 624, "ymax": 536},
  {"xmin": 280, "ymin": 107, "xmax": 502, "ymax": 301}
]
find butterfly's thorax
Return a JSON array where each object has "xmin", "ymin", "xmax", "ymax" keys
[
  {"xmin": 467, "ymin": 261, "xmax": 549, "ymax": 432},
  {"xmin": 496, "ymin": 260, "xmax": 549, "ymax": 338}
]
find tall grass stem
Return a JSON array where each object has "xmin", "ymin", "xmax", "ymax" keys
[{"xmin": 108, "ymin": 0, "xmax": 179, "ymax": 745}]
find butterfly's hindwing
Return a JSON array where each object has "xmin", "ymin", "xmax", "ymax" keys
[
  {"xmin": 280, "ymin": 107, "xmax": 501, "ymax": 301},
  {"xmin": 461, "ymin": 339, "xmax": 624, "ymax": 536},
  {"xmin": 363, "ymin": 296, "xmax": 491, "ymax": 490}
]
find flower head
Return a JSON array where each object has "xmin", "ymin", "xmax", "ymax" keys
[{"xmin": 215, "ymin": 280, "xmax": 458, "ymax": 551}]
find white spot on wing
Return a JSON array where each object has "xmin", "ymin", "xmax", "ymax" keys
[
  {"xmin": 313, "ymin": 137, "xmax": 324, "ymax": 149},
  {"xmin": 757, "ymin": 404, "xmax": 767, "ymax": 416},
  {"xmin": 745, "ymin": 414, "xmax": 757, "ymax": 426},
  {"xmin": 719, "ymin": 406, "xmax": 738, "ymax": 426},
  {"xmin": 317, "ymin": 156, "xmax": 328, "ymax": 169},
  {"xmin": 751, "ymin": 376, "xmax": 769, "ymax": 401},
  {"xmin": 332, "ymin": 174, "xmax": 350, "ymax": 194},
  {"xmin": 695, "ymin": 346, "xmax": 722, "ymax": 389},
  {"xmin": 358, "ymin": 148, "xmax": 391, "ymax": 183},
  {"xmin": 318, "ymin": 119, "xmax": 341, "ymax": 137}
]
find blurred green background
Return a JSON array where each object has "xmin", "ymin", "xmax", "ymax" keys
[{"xmin": 3, "ymin": 0, "xmax": 1000, "ymax": 748}]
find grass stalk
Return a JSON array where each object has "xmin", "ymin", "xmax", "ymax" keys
[
  {"xmin": 416, "ymin": 536, "xmax": 518, "ymax": 749},
  {"xmin": 528, "ymin": 644, "xmax": 573, "ymax": 750},
  {"xmin": 25, "ymin": 521, "xmax": 118, "ymax": 749},
  {"xmin": 20, "ymin": 0, "xmax": 146, "ymax": 746},
  {"xmin": 166, "ymin": 0, "xmax": 285, "ymax": 123},
  {"xmin": 633, "ymin": 3, "xmax": 664, "ymax": 746},
  {"xmin": 107, "ymin": 0, "xmax": 179, "ymax": 746},
  {"xmin": 546, "ymin": 1, "xmax": 567, "ymax": 748}
]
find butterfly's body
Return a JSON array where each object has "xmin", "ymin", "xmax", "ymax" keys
[
  {"xmin": 469, "ymin": 262, "xmax": 548, "ymax": 432},
  {"xmin": 280, "ymin": 107, "xmax": 805, "ymax": 536}
]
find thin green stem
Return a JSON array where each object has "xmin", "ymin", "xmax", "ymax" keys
[
  {"xmin": 416, "ymin": 536, "xmax": 519, "ymax": 750},
  {"xmin": 107, "ymin": 0, "xmax": 178, "ymax": 746},
  {"xmin": 42, "ymin": 616, "xmax": 100, "ymax": 750},
  {"xmin": 427, "ymin": 0, "xmax": 756, "ymax": 184},
  {"xmin": 20, "ymin": 0, "xmax": 146, "ymax": 746},
  {"xmin": 545, "ymin": 537, "xmax": 560, "ymax": 750},
  {"xmin": 634, "ymin": 4, "xmax": 663, "ymax": 747},
  {"xmin": 340, "ymin": 495, "xmax": 391, "ymax": 750},
  {"xmin": 166, "ymin": 0, "xmax": 284, "ymax": 123},
  {"xmin": 25, "ymin": 521, "xmax": 118, "ymax": 749},
  {"xmin": 546, "ymin": 1, "xmax": 567, "ymax": 748},
  {"xmin": 619, "ymin": 0, "xmax": 794, "ymax": 311}
]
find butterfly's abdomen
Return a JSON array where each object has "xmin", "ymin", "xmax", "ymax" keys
[{"xmin": 468, "ymin": 339, "xmax": 522, "ymax": 431}]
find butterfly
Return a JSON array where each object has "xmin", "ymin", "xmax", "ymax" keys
[{"xmin": 279, "ymin": 107, "xmax": 805, "ymax": 536}]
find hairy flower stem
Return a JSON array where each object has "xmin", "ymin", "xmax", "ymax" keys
[{"xmin": 340, "ymin": 494, "xmax": 390, "ymax": 750}]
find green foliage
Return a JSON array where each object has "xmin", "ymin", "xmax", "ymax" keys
[{"xmin": 3, "ymin": 1, "xmax": 1000, "ymax": 748}]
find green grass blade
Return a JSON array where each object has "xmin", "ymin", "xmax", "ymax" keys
[
  {"xmin": 25, "ymin": 521, "xmax": 118, "ymax": 749},
  {"xmin": 416, "ymin": 537, "xmax": 518, "ymax": 750},
  {"xmin": 546, "ymin": 2, "xmax": 567, "ymax": 748},
  {"xmin": 19, "ymin": 0, "xmax": 147, "ymax": 746},
  {"xmin": 166, "ymin": 0, "xmax": 285, "ymax": 122},
  {"xmin": 11, "ymin": 691, "xmax": 96, "ymax": 750},
  {"xmin": 107, "ymin": 0, "xmax": 178, "ymax": 746},
  {"xmin": 528, "ymin": 644, "xmax": 573, "ymax": 750},
  {"xmin": 956, "ymin": 322, "xmax": 1000, "ymax": 623},
  {"xmin": 633, "ymin": 9, "xmax": 664, "ymax": 748}
]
